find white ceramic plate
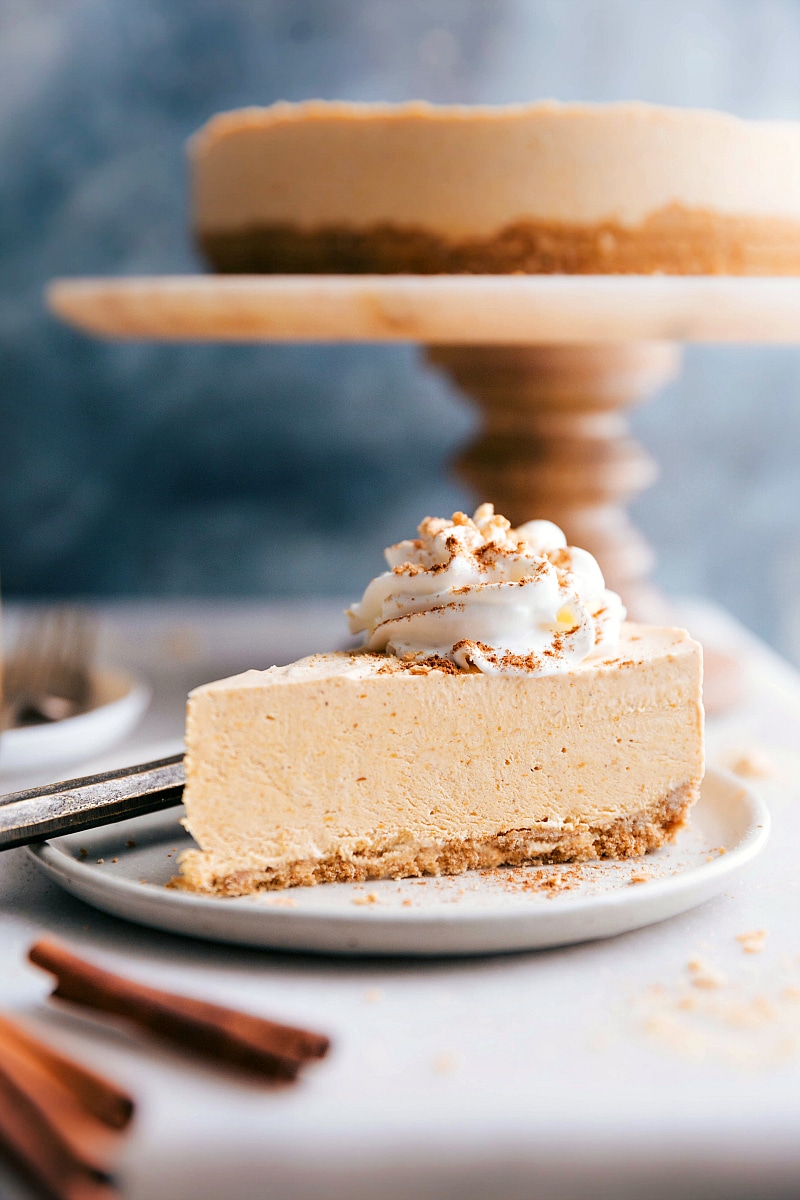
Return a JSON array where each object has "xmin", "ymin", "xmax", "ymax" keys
[
  {"xmin": 28, "ymin": 768, "xmax": 769, "ymax": 956},
  {"xmin": 0, "ymin": 671, "xmax": 150, "ymax": 776}
]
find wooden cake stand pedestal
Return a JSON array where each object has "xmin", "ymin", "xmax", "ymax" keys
[
  {"xmin": 48, "ymin": 274, "xmax": 800, "ymax": 711},
  {"xmin": 427, "ymin": 341, "xmax": 680, "ymax": 620}
]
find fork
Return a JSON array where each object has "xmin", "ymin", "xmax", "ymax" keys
[{"xmin": 1, "ymin": 607, "xmax": 96, "ymax": 731}]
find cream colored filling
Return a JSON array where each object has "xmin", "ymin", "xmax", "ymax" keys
[
  {"xmin": 182, "ymin": 624, "xmax": 704, "ymax": 875},
  {"xmin": 192, "ymin": 100, "xmax": 800, "ymax": 236}
]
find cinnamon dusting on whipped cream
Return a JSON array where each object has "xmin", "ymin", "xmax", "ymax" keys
[{"xmin": 347, "ymin": 503, "xmax": 625, "ymax": 676}]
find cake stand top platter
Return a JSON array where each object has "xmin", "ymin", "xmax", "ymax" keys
[{"xmin": 47, "ymin": 274, "xmax": 800, "ymax": 344}]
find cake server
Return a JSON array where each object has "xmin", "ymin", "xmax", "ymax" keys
[{"xmin": 0, "ymin": 753, "xmax": 184, "ymax": 851}]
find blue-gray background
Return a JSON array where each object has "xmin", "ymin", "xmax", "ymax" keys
[{"xmin": 3, "ymin": 0, "xmax": 800, "ymax": 660}]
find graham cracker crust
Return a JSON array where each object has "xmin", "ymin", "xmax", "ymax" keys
[
  {"xmin": 198, "ymin": 205, "xmax": 800, "ymax": 275},
  {"xmin": 175, "ymin": 780, "xmax": 699, "ymax": 897}
]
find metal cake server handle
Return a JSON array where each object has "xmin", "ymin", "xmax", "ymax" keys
[{"xmin": 0, "ymin": 754, "xmax": 185, "ymax": 851}]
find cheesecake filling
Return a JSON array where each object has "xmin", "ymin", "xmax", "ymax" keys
[
  {"xmin": 178, "ymin": 621, "xmax": 704, "ymax": 891},
  {"xmin": 347, "ymin": 504, "xmax": 625, "ymax": 674}
]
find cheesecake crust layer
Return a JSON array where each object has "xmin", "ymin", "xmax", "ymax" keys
[
  {"xmin": 177, "ymin": 781, "xmax": 696, "ymax": 896},
  {"xmin": 198, "ymin": 206, "xmax": 800, "ymax": 276}
]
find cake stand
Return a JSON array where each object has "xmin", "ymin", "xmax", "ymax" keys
[{"xmin": 47, "ymin": 273, "xmax": 800, "ymax": 707}]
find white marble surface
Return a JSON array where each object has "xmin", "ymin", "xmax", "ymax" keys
[{"xmin": 1, "ymin": 599, "xmax": 800, "ymax": 1200}]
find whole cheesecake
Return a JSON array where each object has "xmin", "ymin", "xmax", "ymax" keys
[
  {"xmin": 191, "ymin": 100, "xmax": 800, "ymax": 275},
  {"xmin": 178, "ymin": 506, "xmax": 704, "ymax": 894}
]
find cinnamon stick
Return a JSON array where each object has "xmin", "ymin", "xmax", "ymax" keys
[
  {"xmin": 0, "ymin": 1032, "xmax": 120, "ymax": 1175},
  {"xmin": 29, "ymin": 940, "xmax": 330, "ymax": 1082},
  {"xmin": 0, "ymin": 1014, "xmax": 133, "ymax": 1130},
  {"xmin": 0, "ymin": 1054, "xmax": 120, "ymax": 1200}
]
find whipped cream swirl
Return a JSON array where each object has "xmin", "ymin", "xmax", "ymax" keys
[{"xmin": 347, "ymin": 504, "xmax": 625, "ymax": 675}]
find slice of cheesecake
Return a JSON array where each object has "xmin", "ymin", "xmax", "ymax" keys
[{"xmin": 179, "ymin": 624, "xmax": 703, "ymax": 895}]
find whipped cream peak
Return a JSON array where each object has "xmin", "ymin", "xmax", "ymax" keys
[{"xmin": 347, "ymin": 504, "xmax": 625, "ymax": 676}]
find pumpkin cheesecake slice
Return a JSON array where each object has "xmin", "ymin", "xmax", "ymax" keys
[
  {"xmin": 178, "ymin": 506, "xmax": 703, "ymax": 895},
  {"xmin": 191, "ymin": 99, "xmax": 800, "ymax": 275}
]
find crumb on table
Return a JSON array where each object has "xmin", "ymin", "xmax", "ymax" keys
[{"xmin": 736, "ymin": 930, "xmax": 767, "ymax": 954}]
